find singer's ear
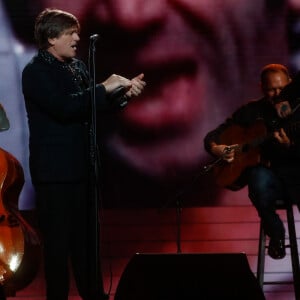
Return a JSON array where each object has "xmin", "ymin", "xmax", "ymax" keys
[{"xmin": 48, "ymin": 37, "xmax": 56, "ymax": 46}]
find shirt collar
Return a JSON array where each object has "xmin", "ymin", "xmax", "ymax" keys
[{"xmin": 38, "ymin": 49, "xmax": 73, "ymax": 66}]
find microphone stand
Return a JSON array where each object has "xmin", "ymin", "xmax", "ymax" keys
[
  {"xmin": 88, "ymin": 34, "xmax": 106, "ymax": 299},
  {"xmin": 161, "ymin": 161, "xmax": 218, "ymax": 254}
]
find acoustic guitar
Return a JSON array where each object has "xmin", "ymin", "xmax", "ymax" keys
[
  {"xmin": 208, "ymin": 103, "xmax": 300, "ymax": 191},
  {"xmin": 211, "ymin": 117, "xmax": 300, "ymax": 191}
]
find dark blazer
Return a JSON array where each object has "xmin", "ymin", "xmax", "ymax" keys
[{"xmin": 22, "ymin": 50, "xmax": 119, "ymax": 184}]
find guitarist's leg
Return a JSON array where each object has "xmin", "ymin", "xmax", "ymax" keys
[
  {"xmin": 0, "ymin": 285, "xmax": 6, "ymax": 300},
  {"xmin": 248, "ymin": 165, "xmax": 286, "ymax": 259}
]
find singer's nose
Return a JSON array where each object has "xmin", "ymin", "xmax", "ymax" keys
[
  {"xmin": 73, "ymin": 32, "xmax": 80, "ymax": 41},
  {"xmin": 96, "ymin": 0, "xmax": 167, "ymax": 30}
]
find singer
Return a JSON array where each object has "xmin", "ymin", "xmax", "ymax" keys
[{"xmin": 22, "ymin": 8, "xmax": 145, "ymax": 300}]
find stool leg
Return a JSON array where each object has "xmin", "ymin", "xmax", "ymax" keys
[
  {"xmin": 257, "ymin": 221, "xmax": 266, "ymax": 289},
  {"xmin": 286, "ymin": 205, "xmax": 300, "ymax": 300},
  {"xmin": 0, "ymin": 285, "xmax": 6, "ymax": 300}
]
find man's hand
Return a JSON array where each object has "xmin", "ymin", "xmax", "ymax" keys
[
  {"xmin": 102, "ymin": 73, "xmax": 146, "ymax": 99},
  {"xmin": 126, "ymin": 73, "xmax": 146, "ymax": 98},
  {"xmin": 101, "ymin": 74, "xmax": 132, "ymax": 93},
  {"xmin": 274, "ymin": 128, "xmax": 291, "ymax": 146},
  {"xmin": 210, "ymin": 143, "xmax": 238, "ymax": 163}
]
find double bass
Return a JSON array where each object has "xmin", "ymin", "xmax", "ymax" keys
[{"xmin": 0, "ymin": 147, "xmax": 41, "ymax": 297}]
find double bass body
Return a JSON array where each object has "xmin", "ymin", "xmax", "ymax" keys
[{"xmin": 0, "ymin": 147, "xmax": 40, "ymax": 297}]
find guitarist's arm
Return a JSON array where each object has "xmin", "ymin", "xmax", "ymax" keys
[
  {"xmin": 204, "ymin": 112, "xmax": 244, "ymax": 163},
  {"xmin": 210, "ymin": 142, "xmax": 238, "ymax": 163},
  {"xmin": 204, "ymin": 100, "xmax": 262, "ymax": 163}
]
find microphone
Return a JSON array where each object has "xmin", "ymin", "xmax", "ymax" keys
[{"xmin": 89, "ymin": 34, "xmax": 100, "ymax": 42}]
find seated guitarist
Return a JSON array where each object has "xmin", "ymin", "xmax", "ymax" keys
[{"xmin": 204, "ymin": 63, "xmax": 299, "ymax": 259}]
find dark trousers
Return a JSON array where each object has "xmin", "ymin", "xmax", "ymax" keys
[
  {"xmin": 35, "ymin": 182, "xmax": 104, "ymax": 300},
  {"xmin": 0, "ymin": 285, "xmax": 6, "ymax": 300},
  {"xmin": 247, "ymin": 166, "xmax": 286, "ymax": 239}
]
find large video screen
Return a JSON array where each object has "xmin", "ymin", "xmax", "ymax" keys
[{"xmin": 1, "ymin": 0, "xmax": 298, "ymax": 209}]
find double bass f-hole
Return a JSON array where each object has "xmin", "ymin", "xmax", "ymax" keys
[{"xmin": 0, "ymin": 213, "xmax": 19, "ymax": 227}]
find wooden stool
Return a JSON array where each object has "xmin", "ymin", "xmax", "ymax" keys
[{"xmin": 256, "ymin": 199, "xmax": 300, "ymax": 299}]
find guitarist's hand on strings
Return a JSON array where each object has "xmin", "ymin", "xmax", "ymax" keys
[
  {"xmin": 273, "ymin": 128, "xmax": 291, "ymax": 147},
  {"xmin": 210, "ymin": 143, "xmax": 238, "ymax": 163}
]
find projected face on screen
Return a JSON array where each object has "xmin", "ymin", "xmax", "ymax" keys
[{"xmin": 8, "ymin": 0, "xmax": 292, "ymax": 183}]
